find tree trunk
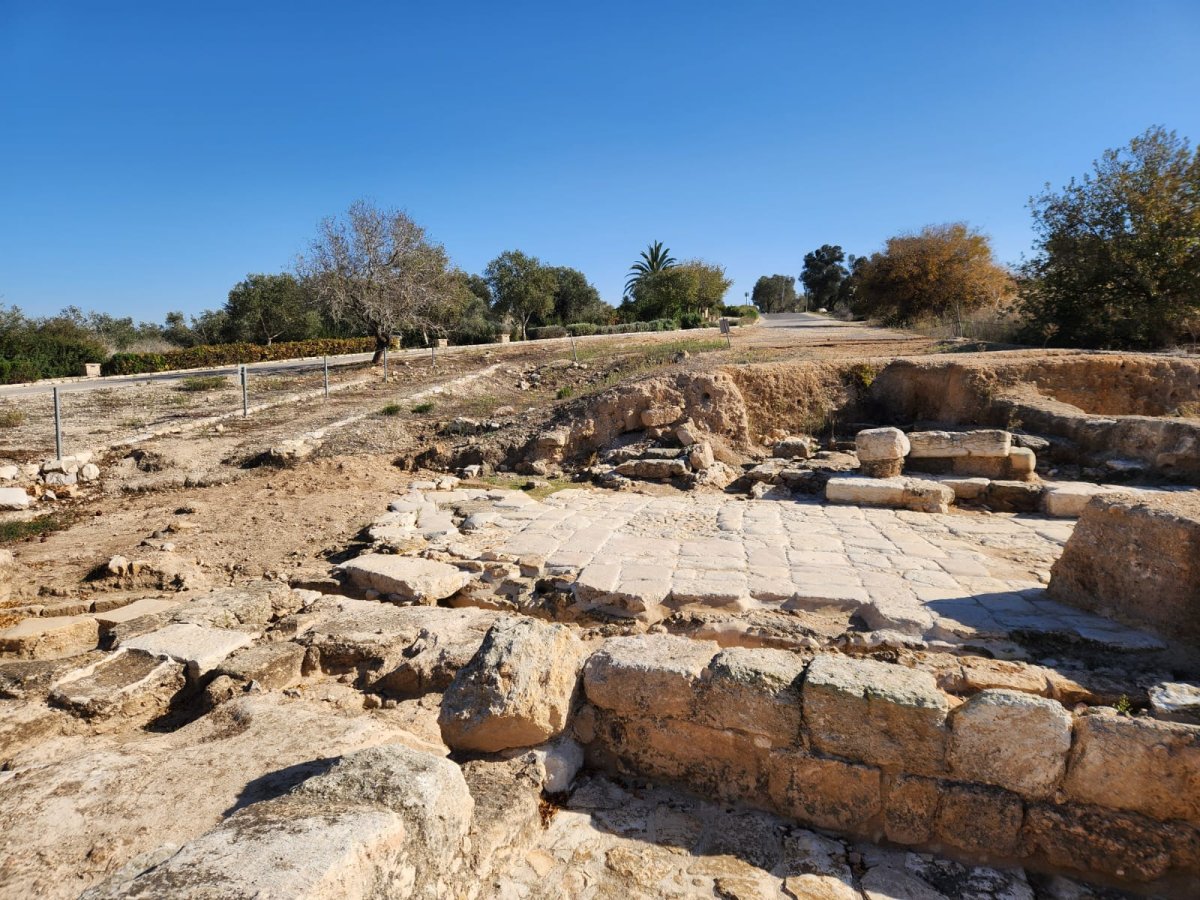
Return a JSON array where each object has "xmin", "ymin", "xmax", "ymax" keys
[{"xmin": 371, "ymin": 328, "xmax": 389, "ymax": 363}]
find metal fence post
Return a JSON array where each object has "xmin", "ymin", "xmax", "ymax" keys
[
  {"xmin": 383, "ymin": 345, "xmax": 389, "ymax": 382},
  {"xmin": 53, "ymin": 387, "xmax": 63, "ymax": 460},
  {"xmin": 323, "ymin": 356, "xmax": 329, "ymax": 398},
  {"xmin": 240, "ymin": 365, "xmax": 249, "ymax": 417},
  {"xmin": 569, "ymin": 333, "xmax": 578, "ymax": 364},
  {"xmin": 430, "ymin": 344, "xmax": 436, "ymax": 367}
]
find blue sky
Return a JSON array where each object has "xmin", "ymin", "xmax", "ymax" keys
[{"xmin": 2, "ymin": 1, "xmax": 1199, "ymax": 321}]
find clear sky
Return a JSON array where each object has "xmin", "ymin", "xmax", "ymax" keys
[{"xmin": 3, "ymin": 1, "xmax": 1199, "ymax": 321}]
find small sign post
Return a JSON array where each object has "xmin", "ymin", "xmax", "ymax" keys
[
  {"xmin": 719, "ymin": 317, "xmax": 732, "ymax": 349},
  {"xmin": 240, "ymin": 365, "xmax": 249, "ymax": 417}
]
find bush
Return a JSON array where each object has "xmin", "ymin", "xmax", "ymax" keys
[
  {"xmin": 0, "ymin": 331, "xmax": 108, "ymax": 384},
  {"xmin": 566, "ymin": 323, "xmax": 598, "ymax": 337},
  {"xmin": 412, "ymin": 401, "xmax": 435, "ymax": 414},
  {"xmin": 381, "ymin": 403, "xmax": 402, "ymax": 416},
  {"xmin": 528, "ymin": 325, "xmax": 568, "ymax": 340},
  {"xmin": 679, "ymin": 312, "xmax": 704, "ymax": 329},
  {"xmin": 722, "ymin": 304, "xmax": 758, "ymax": 320},
  {"xmin": 101, "ymin": 336, "xmax": 391, "ymax": 376},
  {"xmin": 176, "ymin": 375, "xmax": 228, "ymax": 392}
]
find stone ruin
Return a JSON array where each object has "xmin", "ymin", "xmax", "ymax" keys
[{"xmin": 2, "ymin": 349, "xmax": 1200, "ymax": 898}]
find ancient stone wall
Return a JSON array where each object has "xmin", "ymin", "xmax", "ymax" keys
[{"xmin": 577, "ymin": 635, "xmax": 1200, "ymax": 891}]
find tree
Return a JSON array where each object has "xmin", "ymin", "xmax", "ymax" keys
[
  {"xmin": 298, "ymin": 200, "xmax": 459, "ymax": 361},
  {"xmin": 801, "ymin": 245, "xmax": 849, "ymax": 311},
  {"xmin": 751, "ymin": 275, "xmax": 798, "ymax": 313},
  {"xmin": 624, "ymin": 240, "xmax": 676, "ymax": 296},
  {"xmin": 627, "ymin": 259, "xmax": 731, "ymax": 321},
  {"xmin": 549, "ymin": 266, "xmax": 610, "ymax": 324},
  {"xmin": 1019, "ymin": 126, "xmax": 1200, "ymax": 349},
  {"xmin": 222, "ymin": 273, "xmax": 322, "ymax": 345},
  {"xmin": 485, "ymin": 250, "xmax": 556, "ymax": 340},
  {"xmin": 851, "ymin": 223, "xmax": 1013, "ymax": 326}
]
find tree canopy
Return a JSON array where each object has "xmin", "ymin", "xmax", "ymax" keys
[
  {"xmin": 625, "ymin": 259, "xmax": 731, "ymax": 321},
  {"xmin": 297, "ymin": 200, "xmax": 459, "ymax": 359},
  {"xmin": 800, "ymin": 245, "xmax": 849, "ymax": 311},
  {"xmin": 549, "ymin": 266, "xmax": 610, "ymax": 325},
  {"xmin": 751, "ymin": 274, "xmax": 799, "ymax": 313},
  {"xmin": 624, "ymin": 240, "xmax": 676, "ymax": 296},
  {"xmin": 485, "ymin": 250, "xmax": 557, "ymax": 339},
  {"xmin": 850, "ymin": 223, "xmax": 1013, "ymax": 325},
  {"xmin": 222, "ymin": 273, "xmax": 322, "ymax": 345},
  {"xmin": 1019, "ymin": 126, "xmax": 1200, "ymax": 349}
]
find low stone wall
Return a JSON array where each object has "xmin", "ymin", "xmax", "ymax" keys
[{"xmin": 577, "ymin": 635, "xmax": 1200, "ymax": 891}]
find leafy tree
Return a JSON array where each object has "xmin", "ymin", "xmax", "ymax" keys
[
  {"xmin": 624, "ymin": 240, "xmax": 676, "ymax": 296},
  {"xmin": 1019, "ymin": 126, "xmax": 1200, "ymax": 349},
  {"xmin": 751, "ymin": 275, "xmax": 799, "ymax": 313},
  {"xmin": 801, "ymin": 245, "xmax": 849, "ymax": 311},
  {"xmin": 0, "ymin": 304, "xmax": 109, "ymax": 383},
  {"xmin": 851, "ymin": 223, "xmax": 1013, "ymax": 326},
  {"xmin": 485, "ymin": 250, "xmax": 556, "ymax": 340},
  {"xmin": 298, "ymin": 200, "xmax": 459, "ymax": 360},
  {"xmin": 464, "ymin": 273, "xmax": 493, "ymax": 307},
  {"xmin": 549, "ymin": 266, "xmax": 610, "ymax": 324},
  {"xmin": 222, "ymin": 273, "xmax": 322, "ymax": 345},
  {"xmin": 627, "ymin": 259, "xmax": 731, "ymax": 321}
]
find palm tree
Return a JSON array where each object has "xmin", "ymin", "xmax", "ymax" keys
[{"xmin": 624, "ymin": 240, "xmax": 677, "ymax": 296}]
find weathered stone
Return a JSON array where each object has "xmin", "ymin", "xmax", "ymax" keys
[
  {"xmin": 122, "ymin": 623, "xmax": 252, "ymax": 680},
  {"xmin": 0, "ymin": 615, "xmax": 99, "ymax": 660},
  {"xmin": 82, "ymin": 744, "xmax": 472, "ymax": 900},
  {"xmin": 640, "ymin": 405, "xmax": 682, "ymax": 428},
  {"xmin": 767, "ymin": 750, "xmax": 882, "ymax": 834},
  {"xmin": 1008, "ymin": 446, "xmax": 1036, "ymax": 474},
  {"xmin": 584, "ymin": 634, "xmax": 718, "ymax": 719},
  {"xmin": 941, "ymin": 477, "xmax": 990, "ymax": 501},
  {"xmin": 803, "ymin": 654, "xmax": 950, "ymax": 776},
  {"xmin": 860, "ymin": 865, "xmax": 949, "ymax": 900},
  {"xmin": 0, "ymin": 548, "xmax": 13, "ymax": 604},
  {"xmin": 825, "ymin": 476, "xmax": 952, "ymax": 514},
  {"xmin": 213, "ymin": 642, "xmax": 306, "ymax": 690},
  {"xmin": 694, "ymin": 647, "xmax": 806, "ymax": 746},
  {"xmin": 948, "ymin": 689, "xmax": 1072, "ymax": 799},
  {"xmin": 860, "ymin": 457, "xmax": 905, "ymax": 479},
  {"xmin": 49, "ymin": 648, "xmax": 184, "ymax": 723},
  {"xmin": 93, "ymin": 598, "xmax": 181, "ymax": 631},
  {"xmin": 883, "ymin": 774, "xmax": 939, "ymax": 844},
  {"xmin": 1063, "ymin": 711, "xmax": 1200, "ymax": 823},
  {"xmin": 79, "ymin": 463, "xmax": 101, "ymax": 481},
  {"xmin": 907, "ymin": 430, "xmax": 1012, "ymax": 459},
  {"xmin": 439, "ymin": 616, "xmax": 586, "ymax": 752},
  {"xmin": 934, "ymin": 782, "xmax": 1024, "ymax": 857},
  {"xmin": 689, "ymin": 441, "xmax": 715, "ymax": 472},
  {"xmin": 1149, "ymin": 682, "xmax": 1200, "ymax": 725},
  {"xmin": 1049, "ymin": 493, "xmax": 1200, "ymax": 646},
  {"xmin": 1041, "ymin": 482, "xmax": 1114, "ymax": 517},
  {"xmin": 856, "ymin": 427, "xmax": 911, "ymax": 461},
  {"xmin": 338, "ymin": 553, "xmax": 470, "ymax": 604},
  {"xmin": 984, "ymin": 480, "xmax": 1043, "ymax": 513},
  {"xmin": 675, "ymin": 419, "xmax": 702, "ymax": 446},
  {"xmin": 782, "ymin": 873, "xmax": 860, "ymax": 900},
  {"xmin": 774, "ymin": 436, "xmax": 817, "ymax": 460},
  {"xmin": 614, "ymin": 458, "xmax": 690, "ymax": 480},
  {"xmin": 0, "ymin": 486, "xmax": 31, "ymax": 510},
  {"xmin": 0, "ymin": 652, "xmax": 105, "ymax": 701},
  {"xmin": 1022, "ymin": 802, "xmax": 1185, "ymax": 882},
  {"xmin": 44, "ymin": 471, "xmax": 77, "ymax": 486}
]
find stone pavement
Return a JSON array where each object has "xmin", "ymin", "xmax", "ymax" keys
[{"xmin": 409, "ymin": 487, "xmax": 1164, "ymax": 652}]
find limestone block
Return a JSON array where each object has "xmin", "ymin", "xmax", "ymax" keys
[
  {"xmin": 985, "ymin": 480, "xmax": 1044, "ymax": 513},
  {"xmin": 82, "ymin": 744, "xmax": 472, "ymax": 900},
  {"xmin": 93, "ymin": 598, "xmax": 181, "ymax": 631},
  {"xmin": 79, "ymin": 463, "xmax": 101, "ymax": 481},
  {"xmin": 0, "ymin": 464, "xmax": 19, "ymax": 481},
  {"xmin": 0, "ymin": 615, "xmax": 99, "ymax": 660},
  {"xmin": 941, "ymin": 477, "xmax": 991, "ymax": 501},
  {"xmin": 213, "ymin": 642, "xmax": 306, "ymax": 691},
  {"xmin": 1022, "ymin": 802, "xmax": 1187, "ymax": 882},
  {"xmin": 855, "ymin": 427, "xmax": 910, "ymax": 461},
  {"xmin": 688, "ymin": 441, "xmax": 715, "ymax": 472},
  {"xmin": 640, "ymin": 405, "xmax": 683, "ymax": 428},
  {"xmin": 49, "ymin": 648, "xmax": 185, "ymax": 723},
  {"xmin": 614, "ymin": 458, "xmax": 690, "ymax": 480},
  {"xmin": 1041, "ymin": 482, "xmax": 1113, "ymax": 517},
  {"xmin": 1008, "ymin": 446, "xmax": 1036, "ymax": 474},
  {"xmin": 0, "ymin": 548, "xmax": 13, "ymax": 604},
  {"xmin": 934, "ymin": 783, "xmax": 1024, "ymax": 857},
  {"xmin": 767, "ymin": 750, "xmax": 882, "ymax": 834},
  {"xmin": 338, "ymin": 554, "xmax": 470, "ymax": 604},
  {"xmin": 0, "ymin": 487, "xmax": 31, "ymax": 510},
  {"xmin": 803, "ymin": 654, "xmax": 950, "ymax": 776},
  {"xmin": 122, "ymin": 623, "xmax": 253, "ymax": 680},
  {"xmin": 883, "ymin": 774, "xmax": 939, "ymax": 844},
  {"xmin": 774, "ymin": 436, "xmax": 818, "ymax": 460},
  {"xmin": 675, "ymin": 419, "xmax": 702, "ymax": 446},
  {"xmin": 1063, "ymin": 711, "xmax": 1200, "ymax": 824},
  {"xmin": 694, "ymin": 647, "xmax": 806, "ymax": 746},
  {"xmin": 860, "ymin": 458, "xmax": 904, "ymax": 479},
  {"xmin": 584, "ymin": 634, "xmax": 719, "ymax": 719},
  {"xmin": 44, "ymin": 471, "xmax": 77, "ymax": 486},
  {"xmin": 439, "ymin": 616, "xmax": 586, "ymax": 752},
  {"xmin": 948, "ymin": 689, "xmax": 1072, "ymax": 799},
  {"xmin": 1149, "ymin": 682, "xmax": 1200, "ymax": 725},
  {"xmin": 908, "ymin": 429, "xmax": 1012, "ymax": 459},
  {"xmin": 826, "ymin": 476, "xmax": 905, "ymax": 508}
]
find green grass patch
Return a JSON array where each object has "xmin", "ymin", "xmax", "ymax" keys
[
  {"xmin": 0, "ymin": 513, "xmax": 74, "ymax": 545},
  {"xmin": 412, "ymin": 401, "xmax": 435, "ymax": 414},
  {"xmin": 556, "ymin": 386, "xmax": 574, "ymax": 400},
  {"xmin": 381, "ymin": 403, "xmax": 402, "ymax": 416},
  {"xmin": 0, "ymin": 408, "xmax": 26, "ymax": 427},
  {"xmin": 176, "ymin": 375, "xmax": 228, "ymax": 392}
]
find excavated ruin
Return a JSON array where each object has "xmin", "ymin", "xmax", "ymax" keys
[{"xmin": 2, "ymin": 347, "xmax": 1200, "ymax": 899}]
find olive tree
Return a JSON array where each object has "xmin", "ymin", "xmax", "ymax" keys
[{"xmin": 298, "ymin": 200, "xmax": 458, "ymax": 360}]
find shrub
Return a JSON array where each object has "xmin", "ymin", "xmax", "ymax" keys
[
  {"xmin": 722, "ymin": 304, "xmax": 759, "ymax": 321},
  {"xmin": 566, "ymin": 323, "xmax": 598, "ymax": 337},
  {"xmin": 381, "ymin": 403, "xmax": 402, "ymax": 416},
  {"xmin": 0, "ymin": 331, "xmax": 108, "ymax": 384},
  {"xmin": 680, "ymin": 312, "xmax": 704, "ymax": 329},
  {"xmin": 528, "ymin": 325, "xmax": 568, "ymax": 340},
  {"xmin": 101, "ymin": 336, "xmax": 393, "ymax": 376},
  {"xmin": 556, "ymin": 386, "xmax": 574, "ymax": 400},
  {"xmin": 176, "ymin": 375, "xmax": 228, "ymax": 392},
  {"xmin": 412, "ymin": 401, "xmax": 434, "ymax": 414}
]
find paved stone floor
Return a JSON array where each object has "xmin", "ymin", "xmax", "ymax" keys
[{"xmin": 423, "ymin": 487, "xmax": 1163, "ymax": 652}]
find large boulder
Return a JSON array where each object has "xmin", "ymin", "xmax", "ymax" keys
[
  {"xmin": 439, "ymin": 616, "xmax": 587, "ymax": 752},
  {"xmin": 338, "ymin": 554, "xmax": 471, "ymax": 604}
]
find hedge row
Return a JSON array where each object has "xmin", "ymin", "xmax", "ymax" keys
[
  {"xmin": 101, "ymin": 337, "xmax": 394, "ymax": 376},
  {"xmin": 722, "ymin": 304, "xmax": 759, "ymax": 320}
]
